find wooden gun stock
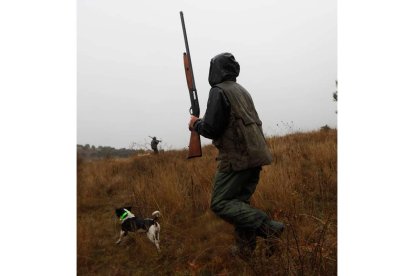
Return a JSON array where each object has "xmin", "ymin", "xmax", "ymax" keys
[
  {"xmin": 183, "ymin": 53, "xmax": 194, "ymax": 90},
  {"xmin": 188, "ymin": 130, "xmax": 202, "ymax": 159},
  {"xmin": 184, "ymin": 53, "xmax": 202, "ymax": 159}
]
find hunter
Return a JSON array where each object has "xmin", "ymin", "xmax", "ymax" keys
[
  {"xmin": 150, "ymin": 136, "xmax": 161, "ymax": 154},
  {"xmin": 188, "ymin": 53, "xmax": 285, "ymax": 258}
]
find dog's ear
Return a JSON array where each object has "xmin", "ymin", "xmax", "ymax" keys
[{"xmin": 115, "ymin": 208, "xmax": 124, "ymax": 217}]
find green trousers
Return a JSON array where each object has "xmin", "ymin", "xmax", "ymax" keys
[{"xmin": 210, "ymin": 167, "xmax": 268, "ymax": 230}]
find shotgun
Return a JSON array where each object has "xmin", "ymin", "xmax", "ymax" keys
[{"xmin": 180, "ymin": 11, "xmax": 202, "ymax": 159}]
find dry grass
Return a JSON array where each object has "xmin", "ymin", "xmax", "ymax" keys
[{"xmin": 77, "ymin": 129, "xmax": 337, "ymax": 275}]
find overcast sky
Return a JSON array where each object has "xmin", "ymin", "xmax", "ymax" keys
[{"xmin": 78, "ymin": 0, "xmax": 337, "ymax": 150}]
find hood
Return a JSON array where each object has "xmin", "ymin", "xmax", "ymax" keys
[{"xmin": 208, "ymin": 52, "xmax": 240, "ymax": 86}]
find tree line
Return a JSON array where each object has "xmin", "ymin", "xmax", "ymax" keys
[{"xmin": 77, "ymin": 144, "xmax": 146, "ymax": 159}]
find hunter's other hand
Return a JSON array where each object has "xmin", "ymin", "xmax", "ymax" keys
[{"xmin": 188, "ymin": 115, "xmax": 199, "ymax": 131}]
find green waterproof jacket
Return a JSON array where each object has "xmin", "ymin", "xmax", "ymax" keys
[{"xmin": 194, "ymin": 53, "xmax": 272, "ymax": 172}]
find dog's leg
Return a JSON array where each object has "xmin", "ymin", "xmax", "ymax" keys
[
  {"xmin": 155, "ymin": 224, "xmax": 160, "ymax": 251},
  {"xmin": 154, "ymin": 224, "xmax": 161, "ymax": 252},
  {"xmin": 116, "ymin": 230, "xmax": 127, "ymax": 244},
  {"xmin": 154, "ymin": 230, "xmax": 160, "ymax": 253},
  {"xmin": 147, "ymin": 226, "xmax": 160, "ymax": 253}
]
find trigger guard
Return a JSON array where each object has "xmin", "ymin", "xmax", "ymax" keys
[{"xmin": 189, "ymin": 107, "xmax": 193, "ymax": 115}]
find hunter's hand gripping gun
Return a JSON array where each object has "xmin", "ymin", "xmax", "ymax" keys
[{"xmin": 180, "ymin": 11, "xmax": 202, "ymax": 159}]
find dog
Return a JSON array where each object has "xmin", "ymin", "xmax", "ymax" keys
[{"xmin": 115, "ymin": 207, "xmax": 161, "ymax": 252}]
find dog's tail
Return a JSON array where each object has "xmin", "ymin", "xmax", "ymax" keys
[{"xmin": 152, "ymin": 210, "xmax": 161, "ymax": 221}]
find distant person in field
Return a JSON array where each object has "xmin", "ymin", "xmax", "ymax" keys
[
  {"xmin": 188, "ymin": 53, "xmax": 285, "ymax": 258},
  {"xmin": 150, "ymin": 136, "xmax": 161, "ymax": 154}
]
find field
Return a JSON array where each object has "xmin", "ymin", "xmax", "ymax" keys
[{"xmin": 77, "ymin": 129, "xmax": 337, "ymax": 275}]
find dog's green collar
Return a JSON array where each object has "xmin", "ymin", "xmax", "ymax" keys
[{"xmin": 120, "ymin": 211, "xmax": 129, "ymax": 221}]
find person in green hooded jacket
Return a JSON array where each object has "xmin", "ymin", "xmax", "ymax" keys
[
  {"xmin": 150, "ymin": 136, "xmax": 161, "ymax": 154},
  {"xmin": 188, "ymin": 53, "xmax": 285, "ymax": 258}
]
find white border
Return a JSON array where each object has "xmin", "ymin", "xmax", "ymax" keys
[{"xmin": 0, "ymin": 1, "xmax": 76, "ymax": 275}]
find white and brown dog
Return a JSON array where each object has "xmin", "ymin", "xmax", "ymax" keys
[{"xmin": 115, "ymin": 207, "xmax": 161, "ymax": 252}]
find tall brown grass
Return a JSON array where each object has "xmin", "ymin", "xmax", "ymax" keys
[{"xmin": 77, "ymin": 129, "xmax": 337, "ymax": 275}]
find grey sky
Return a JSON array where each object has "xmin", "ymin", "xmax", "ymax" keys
[{"xmin": 78, "ymin": 0, "xmax": 337, "ymax": 150}]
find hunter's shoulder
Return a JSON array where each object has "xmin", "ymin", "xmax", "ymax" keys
[
  {"xmin": 209, "ymin": 85, "xmax": 224, "ymax": 93},
  {"xmin": 208, "ymin": 86, "xmax": 229, "ymax": 105},
  {"xmin": 214, "ymin": 80, "xmax": 237, "ymax": 88},
  {"xmin": 208, "ymin": 86, "xmax": 226, "ymax": 99}
]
